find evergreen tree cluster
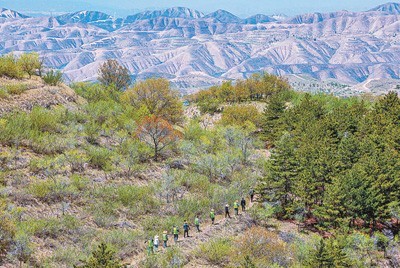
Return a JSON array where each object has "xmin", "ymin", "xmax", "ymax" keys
[{"xmin": 259, "ymin": 91, "xmax": 400, "ymax": 231}]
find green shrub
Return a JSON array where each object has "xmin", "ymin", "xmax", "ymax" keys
[
  {"xmin": 115, "ymin": 185, "xmax": 159, "ymax": 216},
  {"xmin": 0, "ymin": 88, "xmax": 9, "ymax": 99},
  {"xmin": 0, "ymin": 83, "xmax": 28, "ymax": 95},
  {"xmin": 65, "ymin": 150, "xmax": 89, "ymax": 172},
  {"xmin": 29, "ymin": 155, "xmax": 64, "ymax": 174},
  {"xmin": 29, "ymin": 106, "xmax": 61, "ymax": 133},
  {"xmin": 84, "ymin": 122, "xmax": 101, "ymax": 144},
  {"xmin": 88, "ymin": 199, "xmax": 120, "ymax": 228},
  {"xmin": 102, "ymin": 229, "xmax": 142, "ymax": 258},
  {"xmin": 196, "ymin": 238, "xmax": 233, "ymax": 265},
  {"xmin": 18, "ymin": 52, "xmax": 41, "ymax": 78},
  {"xmin": 77, "ymin": 242, "xmax": 122, "ymax": 268},
  {"xmin": 0, "ymin": 54, "xmax": 23, "ymax": 79},
  {"xmin": 176, "ymin": 197, "xmax": 210, "ymax": 220},
  {"xmin": 51, "ymin": 245, "xmax": 86, "ymax": 267},
  {"xmin": 29, "ymin": 132, "xmax": 70, "ymax": 155},
  {"xmin": 71, "ymin": 175, "xmax": 90, "ymax": 191},
  {"xmin": 21, "ymin": 215, "xmax": 80, "ymax": 239},
  {"xmin": 43, "ymin": 70, "xmax": 63, "ymax": 86},
  {"xmin": 0, "ymin": 112, "xmax": 31, "ymax": 146},
  {"xmin": 86, "ymin": 146, "xmax": 113, "ymax": 171},
  {"xmin": 143, "ymin": 247, "xmax": 187, "ymax": 268},
  {"xmin": 72, "ymin": 82, "xmax": 120, "ymax": 102},
  {"xmin": 28, "ymin": 178, "xmax": 77, "ymax": 204}
]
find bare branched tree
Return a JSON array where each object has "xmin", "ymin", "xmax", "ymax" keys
[{"xmin": 98, "ymin": 59, "xmax": 132, "ymax": 91}]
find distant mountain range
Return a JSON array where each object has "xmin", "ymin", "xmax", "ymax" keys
[{"xmin": 1, "ymin": 3, "xmax": 400, "ymax": 92}]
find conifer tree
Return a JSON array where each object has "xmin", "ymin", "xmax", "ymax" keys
[
  {"xmin": 259, "ymin": 133, "xmax": 298, "ymax": 218},
  {"xmin": 262, "ymin": 92, "xmax": 286, "ymax": 145}
]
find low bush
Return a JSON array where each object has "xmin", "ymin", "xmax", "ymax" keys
[
  {"xmin": 0, "ymin": 83, "xmax": 28, "ymax": 95},
  {"xmin": 21, "ymin": 215, "xmax": 80, "ymax": 239},
  {"xmin": 29, "ymin": 106, "xmax": 62, "ymax": 133},
  {"xmin": 102, "ymin": 229, "xmax": 142, "ymax": 258},
  {"xmin": 43, "ymin": 70, "xmax": 63, "ymax": 86},
  {"xmin": 89, "ymin": 201, "xmax": 119, "ymax": 228},
  {"xmin": 29, "ymin": 132, "xmax": 70, "ymax": 155},
  {"xmin": 0, "ymin": 54, "xmax": 23, "ymax": 79},
  {"xmin": 235, "ymin": 226, "xmax": 293, "ymax": 267},
  {"xmin": 115, "ymin": 185, "xmax": 160, "ymax": 217},
  {"xmin": 0, "ymin": 112, "xmax": 31, "ymax": 146},
  {"xmin": 0, "ymin": 88, "xmax": 9, "ymax": 99},
  {"xmin": 195, "ymin": 238, "xmax": 233, "ymax": 265},
  {"xmin": 220, "ymin": 104, "xmax": 262, "ymax": 128},
  {"xmin": 65, "ymin": 150, "xmax": 89, "ymax": 172},
  {"xmin": 86, "ymin": 146, "xmax": 113, "ymax": 171},
  {"xmin": 51, "ymin": 245, "xmax": 87, "ymax": 267},
  {"xmin": 27, "ymin": 178, "xmax": 78, "ymax": 204}
]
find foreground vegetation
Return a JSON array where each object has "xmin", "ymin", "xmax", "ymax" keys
[{"xmin": 0, "ymin": 55, "xmax": 399, "ymax": 267}]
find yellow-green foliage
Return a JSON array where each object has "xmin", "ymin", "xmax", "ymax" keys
[
  {"xmin": 0, "ymin": 54, "xmax": 24, "ymax": 79},
  {"xmin": 0, "ymin": 197, "xmax": 16, "ymax": 259},
  {"xmin": 235, "ymin": 227, "xmax": 293, "ymax": 267},
  {"xmin": 20, "ymin": 215, "xmax": 80, "ymax": 239},
  {"xmin": 196, "ymin": 238, "xmax": 233, "ymax": 265},
  {"xmin": 0, "ymin": 83, "xmax": 28, "ymax": 98},
  {"xmin": 18, "ymin": 53, "xmax": 41, "ymax": 78},
  {"xmin": 0, "ymin": 53, "xmax": 42, "ymax": 79},
  {"xmin": 192, "ymin": 73, "xmax": 291, "ymax": 113},
  {"xmin": 121, "ymin": 78, "xmax": 184, "ymax": 124},
  {"xmin": 220, "ymin": 104, "xmax": 262, "ymax": 128}
]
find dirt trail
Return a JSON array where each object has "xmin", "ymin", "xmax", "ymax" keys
[{"xmin": 127, "ymin": 201, "xmax": 256, "ymax": 268}]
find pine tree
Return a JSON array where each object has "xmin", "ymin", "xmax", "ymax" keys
[
  {"xmin": 259, "ymin": 133, "xmax": 298, "ymax": 218},
  {"xmin": 262, "ymin": 92, "xmax": 286, "ymax": 145},
  {"xmin": 76, "ymin": 243, "xmax": 122, "ymax": 268}
]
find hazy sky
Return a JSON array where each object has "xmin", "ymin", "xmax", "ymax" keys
[{"xmin": 0, "ymin": 0, "xmax": 394, "ymax": 17}]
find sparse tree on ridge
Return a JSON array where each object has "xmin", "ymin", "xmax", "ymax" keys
[
  {"xmin": 121, "ymin": 78, "xmax": 184, "ymax": 124},
  {"xmin": 18, "ymin": 52, "xmax": 41, "ymax": 78},
  {"xmin": 137, "ymin": 115, "xmax": 182, "ymax": 160},
  {"xmin": 98, "ymin": 59, "xmax": 132, "ymax": 91}
]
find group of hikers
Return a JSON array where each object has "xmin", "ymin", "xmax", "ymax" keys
[{"xmin": 146, "ymin": 189, "xmax": 255, "ymax": 254}]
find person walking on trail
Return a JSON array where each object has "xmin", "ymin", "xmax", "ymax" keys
[
  {"xmin": 234, "ymin": 200, "xmax": 239, "ymax": 215},
  {"xmin": 241, "ymin": 197, "xmax": 246, "ymax": 211},
  {"xmin": 249, "ymin": 189, "xmax": 255, "ymax": 202},
  {"xmin": 210, "ymin": 209, "xmax": 215, "ymax": 224},
  {"xmin": 225, "ymin": 204, "xmax": 231, "ymax": 218},
  {"xmin": 146, "ymin": 238, "xmax": 154, "ymax": 255},
  {"xmin": 173, "ymin": 226, "xmax": 179, "ymax": 243},
  {"xmin": 195, "ymin": 216, "xmax": 201, "ymax": 232},
  {"xmin": 154, "ymin": 235, "xmax": 159, "ymax": 252},
  {"xmin": 162, "ymin": 231, "xmax": 168, "ymax": 248},
  {"xmin": 183, "ymin": 221, "xmax": 190, "ymax": 238}
]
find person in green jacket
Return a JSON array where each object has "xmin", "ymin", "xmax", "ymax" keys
[
  {"xmin": 147, "ymin": 238, "xmax": 154, "ymax": 255},
  {"xmin": 234, "ymin": 200, "xmax": 239, "ymax": 215},
  {"xmin": 210, "ymin": 209, "xmax": 215, "ymax": 224},
  {"xmin": 162, "ymin": 231, "xmax": 168, "ymax": 248},
  {"xmin": 195, "ymin": 216, "xmax": 201, "ymax": 232},
  {"xmin": 173, "ymin": 226, "xmax": 179, "ymax": 243}
]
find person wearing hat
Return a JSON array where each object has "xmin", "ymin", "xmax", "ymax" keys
[
  {"xmin": 162, "ymin": 231, "xmax": 168, "ymax": 248},
  {"xmin": 225, "ymin": 204, "xmax": 231, "ymax": 218},
  {"xmin": 154, "ymin": 234, "xmax": 159, "ymax": 252},
  {"xmin": 210, "ymin": 209, "xmax": 215, "ymax": 224}
]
